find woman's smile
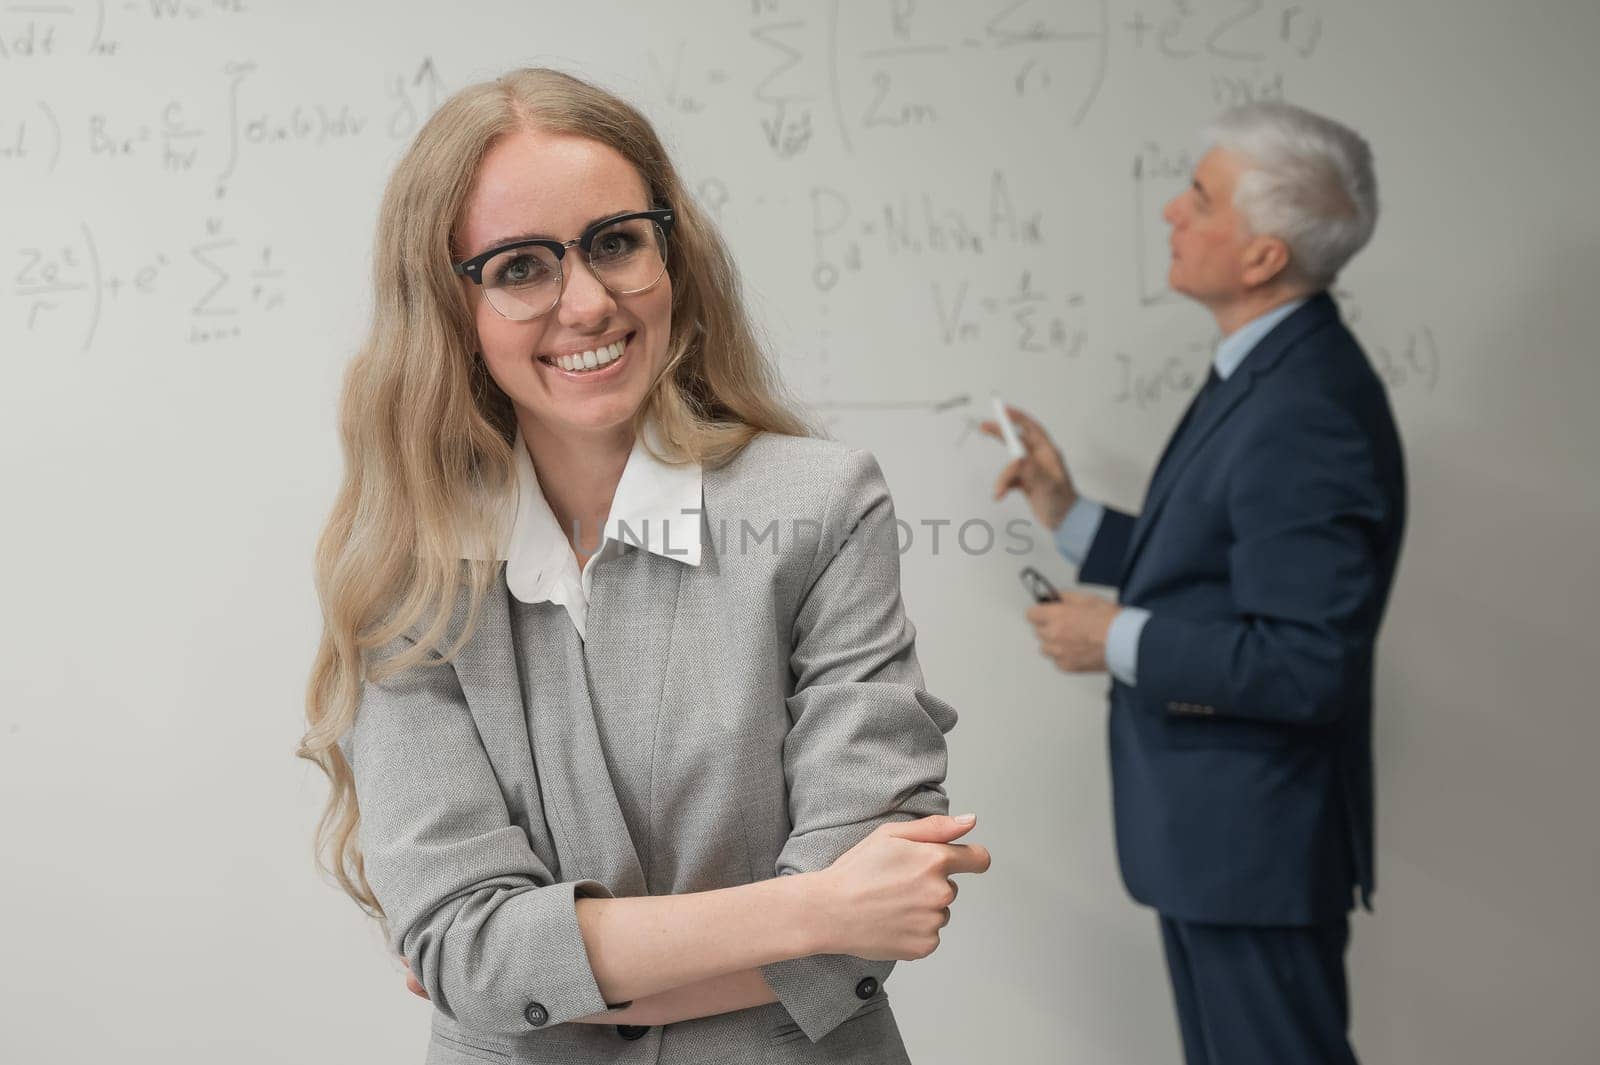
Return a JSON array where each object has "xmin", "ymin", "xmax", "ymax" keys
[{"xmin": 537, "ymin": 331, "xmax": 635, "ymax": 379}]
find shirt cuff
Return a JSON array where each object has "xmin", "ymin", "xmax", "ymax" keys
[
  {"xmin": 1105, "ymin": 607, "xmax": 1151, "ymax": 687},
  {"xmin": 1052, "ymin": 497, "xmax": 1105, "ymax": 566}
]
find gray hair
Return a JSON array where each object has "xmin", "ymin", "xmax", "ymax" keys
[{"xmin": 1204, "ymin": 102, "xmax": 1378, "ymax": 289}]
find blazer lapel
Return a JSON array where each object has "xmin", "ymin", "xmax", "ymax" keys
[
  {"xmin": 580, "ymin": 548, "xmax": 688, "ymax": 894},
  {"xmin": 1119, "ymin": 371, "xmax": 1255, "ymax": 581},
  {"xmin": 1118, "ymin": 294, "xmax": 1339, "ymax": 583},
  {"xmin": 517, "ymin": 596, "xmax": 652, "ymax": 899},
  {"xmin": 431, "ymin": 576, "xmax": 564, "ymax": 870},
  {"xmin": 1145, "ymin": 369, "xmax": 1219, "ymax": 499},
  {"xmin": 434, "ymin": 568, "xmax": 653, "ymax": 898}
]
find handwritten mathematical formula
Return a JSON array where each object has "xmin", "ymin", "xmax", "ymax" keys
[{"xmin": 1, "ymin": 0, "xmax": 1438, "ymax": 412}]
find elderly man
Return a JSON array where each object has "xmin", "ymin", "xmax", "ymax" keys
[{"xmin": 987, "ymin": 102, "xmax": 1405, "ymax": 1064}]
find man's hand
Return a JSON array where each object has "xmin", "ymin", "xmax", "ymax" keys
[
  {"xmin": 980, "ymin": 405, "xmax": 1078, "ymax": 531},
  {"xmin": 1026, "ymin": 593, "xmax": 1119, "ymax": 673},
  {"xmin": 401, "ymin": 958, "xmax": 428, "ymax": 1001}
]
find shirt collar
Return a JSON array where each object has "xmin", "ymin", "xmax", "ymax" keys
[
  {"xmin": 1213, "ymin": 296, "xmax": 1309, "ymax": 380},
  {"xmin": 500, "ymin": 420, "xmax": 703, "ymax": 607}
]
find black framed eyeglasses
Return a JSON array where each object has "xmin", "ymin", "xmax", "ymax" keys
[{"xmin": 452, "ymin": 208, "xmax": 675, "ymax": 321}]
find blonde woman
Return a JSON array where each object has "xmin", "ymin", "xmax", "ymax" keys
[{"xmin": 299, "ymin": 68, "xmax": 990, "ymax": 1064}]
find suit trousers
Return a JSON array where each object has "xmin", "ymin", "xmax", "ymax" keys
[{"xmin": 1158, "ymin": 914, "xmax": 1359, "ymax": 1065}]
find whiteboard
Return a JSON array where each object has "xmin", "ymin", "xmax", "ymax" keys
[{"xmin": 4, "ymin": 2, "xmax": 1598, "ymax": 1062}]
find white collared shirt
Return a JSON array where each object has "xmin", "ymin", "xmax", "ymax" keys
[{"xmin": 498, "ymin": 421, "xmax": 703, "ymax": 640}]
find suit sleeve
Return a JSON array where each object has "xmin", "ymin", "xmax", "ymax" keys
[
  {"xmin": 1078, "ymin": 505, "xmax": 1137, "ymax": 588},
  {"xmin": 340, "ymin": 637, "xmax": 616, "ymax": 1034},
  {"xmin": 1136, "ymin": 395, "xmax": 1393, "ymax": 725},
  {"xmin": 758, "ymin": 449, "xmax": 958, "ymax": 1044}
]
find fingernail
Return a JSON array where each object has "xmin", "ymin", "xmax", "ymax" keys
[{"xmin": 954, "ymin": 813, "xmax": 976, "ymax": 824}]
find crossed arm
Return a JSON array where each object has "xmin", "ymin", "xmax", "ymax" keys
[{"xmin": 353, "ymin": 451, "xmax": 966, "ymax": 1040}]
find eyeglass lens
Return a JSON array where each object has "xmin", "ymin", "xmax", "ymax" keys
[{"xmin": 480, "ymin": 216, "xmax": 668, "ymax": 320}]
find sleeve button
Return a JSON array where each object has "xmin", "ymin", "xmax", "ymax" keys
[
  {"xmin": 617, "ymin": 1025, "xmax": 650, "ymax": 1040},
  {"xmin": 524, "ymin": 1002, "xmax": 549, "ymax": 1027},
  {"xmin": 855, "ymin": 976, "xmax": 879, "ymax": 1000}
]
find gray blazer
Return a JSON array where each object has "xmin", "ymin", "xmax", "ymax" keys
[{"xmin": 342, "ymin": 435, "xmax": 958, "ymax": 1064}]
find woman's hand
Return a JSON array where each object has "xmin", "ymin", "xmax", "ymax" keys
[
  {"xmin": 812, "ymin": 814, "xmax": 992, "ymax": 961},
  {"xmin": 401, "ymin": 958, "xmax": 428, "ymax": 1000},
  {"xmin": 981, "ymin": 405, "xmax": 1078, "ymax": 530},
  {"xmin": 396, "ymin": 814, "xmax": 991, "ymax": 999}
]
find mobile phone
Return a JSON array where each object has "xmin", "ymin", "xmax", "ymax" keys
[{"xmin": 1020, "ymin": 566, "xmax": 1060, "ymax": 603}]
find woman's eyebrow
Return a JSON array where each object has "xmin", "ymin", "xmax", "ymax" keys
[{"xmin": 477, "ymin": 208, "xmax": 642, "ymax": 257}]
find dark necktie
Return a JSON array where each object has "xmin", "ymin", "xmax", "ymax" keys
[
  {"xmin": 1192, "ymin": 365, "xmax": 1223, "ymax": 420},
  {"xmin": 1151, "ymin": 366, "xmax": 1223, "ymax": 483},
  {"xmin": 1175, "ymin": 365, "xmax": 1223, "ymax": 443}
]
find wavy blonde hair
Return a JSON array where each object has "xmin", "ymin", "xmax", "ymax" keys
[{"xmin": 298, "ymin": 67, "xmax": 812, "ymax": 916}]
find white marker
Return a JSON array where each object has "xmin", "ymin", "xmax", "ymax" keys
[{"xmin": 992, "ymin": 393, "xmax": 1025, "ymax": 460}]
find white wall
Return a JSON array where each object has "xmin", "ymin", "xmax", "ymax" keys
[{"xmin": 3, "ymin": 1, "xmax": 1598, "ymax": 1061}]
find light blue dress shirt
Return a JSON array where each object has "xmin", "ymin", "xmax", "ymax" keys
[{"xmin": 1053, "ymin": 297, "xmax": 1309, "ymax": 685}]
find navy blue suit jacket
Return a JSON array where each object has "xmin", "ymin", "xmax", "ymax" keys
[{"xmin": 1080, "ymin": 293, "xmax": 1406, "ymax": 926}]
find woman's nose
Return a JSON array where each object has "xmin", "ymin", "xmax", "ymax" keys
[{"xmin": 555, "ymin": 256, "xmax": 618, "ymax": 328}]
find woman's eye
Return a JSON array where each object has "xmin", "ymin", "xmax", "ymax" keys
[
  {"xmin": 593, "ymin": 233, "xmax": 636, "ymax": 260},
  {"xmin": 495, "ymin": 254, "xmax": 549, "ymax": 285}
]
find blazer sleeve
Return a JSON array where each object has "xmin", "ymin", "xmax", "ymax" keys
[
  {"xmin": 1078, "ymin": 504, "xmax": 1137, "ymax": 588},
  {"xmin": 1136, "ymin": 394, "xmax": 1394, "ymax": 725},
  {"xmin": 758, "ymin": 448, "xmax": 959, "ymax": 1044},
  {"xmin": 340, "ymin": 636, "xmax": 617, "ymax": 1035}
]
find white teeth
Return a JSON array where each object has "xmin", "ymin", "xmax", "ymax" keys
[{"xmin": 548, "ymin": 339, "xmax": 627, "ymax": 373}]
